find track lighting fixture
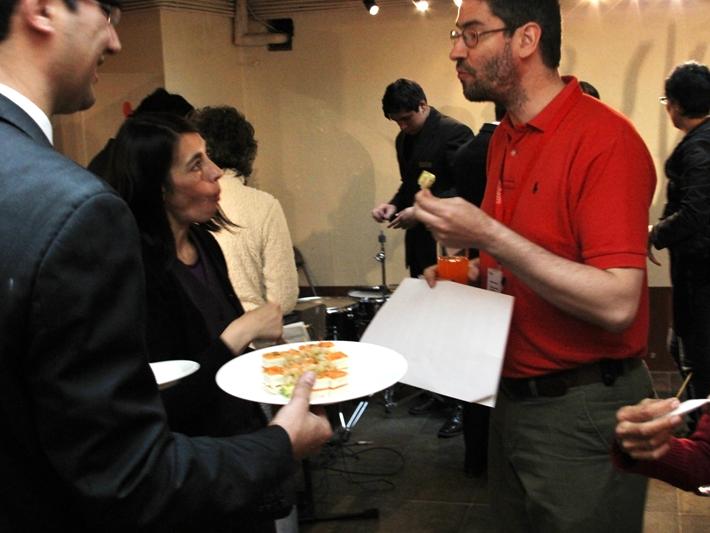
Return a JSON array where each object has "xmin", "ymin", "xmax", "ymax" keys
[
  {"xmin": 413, "ymin": 0, "xmax": 430, "ymax": 12},
  {"xmin": 363, "ymin": 0, "xmax": 379, "ymax": 15}
]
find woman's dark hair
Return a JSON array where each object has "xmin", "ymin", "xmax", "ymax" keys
[
  {"xmin": 382, "ymin": 79, "xmax": 427, "ymax": 118},
  {"xmin": 579, "ymin": 81, "xmax": 600, "ymax": 100},
  {"xmin": 487, "ymin": 0, "xmax": 561, "ymax": 69},
  {"xmin": 0, "ymin": 0, "xmax": 20, "ymax": 41},
  {"xmin": 665, "ymin": 61, "xmax": 710, "ymax": 118},
  {"xmin": 133, "ymin": 88, "xmax": 194, "ymax": 117},
  {"xmin": 105, "ymin": 112, "xmax": 231, "ymax": 262},
  {"xmin": 191, "ymin": 106, "xmax": 257, "ymax": 178}
]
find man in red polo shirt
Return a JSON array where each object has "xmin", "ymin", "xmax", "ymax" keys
[{"xmin": 415, "ymin": 0, "xmax": 656, "ymax": 531}]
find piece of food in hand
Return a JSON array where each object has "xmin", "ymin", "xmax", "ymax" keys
[
  {"xmin": 262, "ymin": 342, "xmax": 349, "ymax": 398},
  {"xmin": 418, "ymin": 170, "xmax": 436, "ymax": 190}
]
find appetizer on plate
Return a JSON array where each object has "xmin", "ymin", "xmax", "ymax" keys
[{"xmin": 262, "ymin": 341, "xmax": 349, "ymax": 398}]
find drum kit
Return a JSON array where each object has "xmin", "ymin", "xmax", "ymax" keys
[
  {"xmin": 294, "ymin": 231, "xmax": 394, "ymax": 342},
  {"xmin": 295, "ymin": 288, "xmax": 391, "ymax": 340},
  {"xmin": 292, "ymin": 231, "xmax": 407, "ymax": 413}
]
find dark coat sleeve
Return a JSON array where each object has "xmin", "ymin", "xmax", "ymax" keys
[
  {"xmin": 389, "ymin": 132, "xmax": 409, "ymax": 211},
  {"xmin": 652, "ymin": 125, "xmax": 710, "ymax": 252},
  {"xmin": 29, "ymin": 192, "xmax": 294, "ymax": 532}
]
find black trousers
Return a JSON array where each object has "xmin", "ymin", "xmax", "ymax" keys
[{"xmin": 671, "ymin": 255, "xmax": 710, "ymax": 400}]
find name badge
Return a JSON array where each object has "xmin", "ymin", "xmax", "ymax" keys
[{"xmin": 487, "ymin": 268, "xmax": 504, "ymax": 293}]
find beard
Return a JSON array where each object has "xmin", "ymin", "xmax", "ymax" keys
[{"xmin": 458, "ymin": 41, "xmax": 519, "ymax": 106}]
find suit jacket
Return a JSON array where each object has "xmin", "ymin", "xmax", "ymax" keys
[
  {"xmin": 389, "ymin": 107, "xmax": 473, "ymax": 276},
  {"xmin": 453, "ymin": 122, "xmax": 498, "ymax": 259},
  {"xmin": 0, "ymin": 94, "xmax": 294, "ymax": 532},
  {"xmin": 453, "ymin": 122, "xmax": 497, "ymax": 208}
]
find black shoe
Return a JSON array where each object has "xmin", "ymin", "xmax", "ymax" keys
[
  {"xmin": 438, "ymin": 406, "xmax": 463, "ymax": 438},
  {"xmin": 408, "ymin": 395, "xmax": 443, "ymax": 416}
]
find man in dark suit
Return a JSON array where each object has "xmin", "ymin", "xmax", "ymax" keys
[
  {"xmin": 0, "ymin": 1, "xmax": 331, "ymax": 531},
  {"xmin": 372, "ymin": 79, "xmax": 474, "ymax": 278},
  {"xmin": 372, "ymin": 79, "xmax": 473, "ymax": 432}
]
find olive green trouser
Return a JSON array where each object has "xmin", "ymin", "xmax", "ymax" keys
[{"xmin": 489, "ymin": 361, "xmax": 652, "ymax": 533}]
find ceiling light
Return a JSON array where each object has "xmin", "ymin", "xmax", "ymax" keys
[
  {"xmin": 363, "ymin": 0, "xmax": 379, "ymax": 15},
  {"xmin": 413, "ymin": 0, "xmax": 430, "ymax": 12},
  {"xmin": 453, "ymin": 0, "xmax": 463, "ymax": 6}
]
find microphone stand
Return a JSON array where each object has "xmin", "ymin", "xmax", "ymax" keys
[{"xmin": 374, "ymin": 231, "xmax": 390, "ymax": 297}]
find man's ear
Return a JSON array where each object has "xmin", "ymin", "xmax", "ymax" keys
[
  {"xmin": 514, "ymin": 22, "xmax": 543, "ymax": 61},
  {"xmin": 19, "ymin": 0, "xmax": 57, "ymax": 35}
]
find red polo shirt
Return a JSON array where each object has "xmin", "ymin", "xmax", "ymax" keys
[{"xmin": 480, "ymin": 77, "xmax": 656, "ymax": 378}]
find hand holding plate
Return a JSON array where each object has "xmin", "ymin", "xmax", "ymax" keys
[{"xmin": 270, "ymin": 372, "xmax": 332, "ymax": 460}]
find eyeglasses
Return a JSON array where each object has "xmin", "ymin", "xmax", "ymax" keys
[
  {"xmin": 658, "ymin": 96, "xmax": 669, "ymax": 105},
  {"xmin": 91, "ymin": 0, "xmax": 121, "ymax": 27},
  {"xmin": 450, "ymin": 27, "xmax": 508, "ymax": 49}
]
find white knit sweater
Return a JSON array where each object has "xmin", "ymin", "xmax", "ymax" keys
[{"xmin": 215, "ymin": 170, "xmax": 299, "ymax": 314}]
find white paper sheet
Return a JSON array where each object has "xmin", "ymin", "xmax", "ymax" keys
[{"xmin": 360, "ymin": 278, "xmax": 514, "ymax": 406}]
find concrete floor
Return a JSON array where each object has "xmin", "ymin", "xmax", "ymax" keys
[{"xmin": 298, "ymin": 387, "xmax": 710, "ymax": 533}]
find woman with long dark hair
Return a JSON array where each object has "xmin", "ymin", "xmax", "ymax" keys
[{"xmin": 106, "ymin": 113, "xmax": 288, "ymax": 532}]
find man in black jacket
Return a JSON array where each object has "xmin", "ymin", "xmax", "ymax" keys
[
  {"xmin": 372, "ymin": 79, "xmax": 473, "ymax": 277},
  {"xmin": 372, "ymin": 79, "xmax": 473, "ymax": 432},
  {"xmin": 649, "ymin": 61, "xmax": 710, "ymax": 401},
  {"xmin": 0, "ymin": 1, "xmax": 331, "ymax": 531}
]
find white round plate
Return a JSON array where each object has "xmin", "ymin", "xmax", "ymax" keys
[
  {"xmin": 216, "ymin": 340, "xmax": 408, "ymax": 405},
  {"xmin": 149, "ymin": 360, "xmax": 200, "ymax": 390}
]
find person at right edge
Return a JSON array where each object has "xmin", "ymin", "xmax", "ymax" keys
[
  {"xmin": 416, "ymin": 1, "xmax": 656, "ymax": 531},
  {"xmin": 648, "ymin": 61, "xmax": 710, "ymax": 410}
]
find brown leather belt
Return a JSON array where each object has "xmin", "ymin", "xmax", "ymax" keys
[{"xmin": 500, "ymin": 358, "xmax": 642, "ymax": 399}]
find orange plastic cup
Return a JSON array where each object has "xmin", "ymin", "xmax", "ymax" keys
[{"xmin": 437, "ymin": 255, "xmax": 469, "ymax": 284}]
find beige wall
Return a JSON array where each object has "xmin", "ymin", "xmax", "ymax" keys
[
  {"xmin": 63, "ymin": 1, "xmax": 710, "ymax": 288},
  {"xmin": 55, "ymin": 9, "xmax": 166, "ymax": 163}
]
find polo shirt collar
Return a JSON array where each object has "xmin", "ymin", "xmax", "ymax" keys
[{"xmin": 499, "ymin": 76, "xmax": 582, "ymax": 137}]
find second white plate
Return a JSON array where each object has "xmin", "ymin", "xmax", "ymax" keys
[{"xmin": 149, "ymin": 360, "xmax": 200, "ymax": 390}]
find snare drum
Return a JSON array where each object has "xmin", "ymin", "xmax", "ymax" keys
[
  {"xmin": 347, "ymin": 288, "xmax": 391, "ymax": 327},
  {"xmin": 295, "ymin": 296, "xmax": 359, "ymax": 341}
]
